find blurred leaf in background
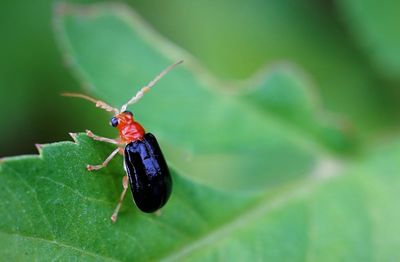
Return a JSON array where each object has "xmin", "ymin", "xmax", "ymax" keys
[
  {"xmin": 131, "ymin": 0, "xmax": 400, "ymax": 140},
  {"xmin": 336, "ymin": 0, "xmax": 400, "ymax": 80},
  {"xmin": 1, "ymin": 0, "xmax": 400, "ymax": 156}
]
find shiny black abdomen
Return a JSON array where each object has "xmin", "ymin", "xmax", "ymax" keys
[{"xmin": 124, "ymin": 133, "xmax": 172, "ymax": 213}]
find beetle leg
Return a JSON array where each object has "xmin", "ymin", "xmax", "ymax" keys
[
  {"xmin": 111, "ymin": 175, "xmax": 129, "ymax": 223},
  {"xmin": 87, "ymin": 147, "xmax": 120, "ymax": 171},
  {"xmin": 118, "ymin": 147, "xmax": 124, "ymax": 155},
  {"xmin": 86, "ymin": 129, "xmax": 122, "ymax": 145}
]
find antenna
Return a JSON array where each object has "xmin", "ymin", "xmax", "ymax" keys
[
  {"xmin": 61, "ymin": 93, "xmax": 119, "ymax": 115},
  {"xmin": 120, "ymin": 60, "xmax": 183, "ymax": 112}
]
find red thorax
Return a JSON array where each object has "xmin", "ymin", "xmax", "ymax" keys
[{"xmin": 116, "ymin": 112, "xmax": 145, "ymax": 143}]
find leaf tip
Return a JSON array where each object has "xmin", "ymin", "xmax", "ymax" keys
[
  {"xmin": 69, "ymin": 132, "xmax": 78, "ymax": 143},
  {"xmin": 35, "ymin": 144, "xmax": 43, "ymax": 154}
]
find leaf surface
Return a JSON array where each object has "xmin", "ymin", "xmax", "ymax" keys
[{"xmin": 337, "ymin": 0, "xmax": 400, "ymax": 80}]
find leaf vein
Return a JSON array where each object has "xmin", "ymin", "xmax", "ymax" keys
[
  {"xmin": 6, "ymin": 166, "xmax": 56, "ymax": 240},
  {"xmin": 0, "ymin": 231, "xmax": 121, "ymax": 262},
  {"xmin": 160, "ymin": 159, "xmax": 341, "ymax": 261}
]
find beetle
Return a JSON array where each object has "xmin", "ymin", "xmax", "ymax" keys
[{"xmin": 62, "ymin": 60, "xmax": 183, "ymax": 222}]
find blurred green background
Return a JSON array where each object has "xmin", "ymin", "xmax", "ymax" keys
[{"xmin": 1, "ymin": 0, "xmax": 400, "ymax": 157}]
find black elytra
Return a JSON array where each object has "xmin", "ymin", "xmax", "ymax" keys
[{"xmin": 124, "ymin": 133, "xmax": 172, "ymax": 213}]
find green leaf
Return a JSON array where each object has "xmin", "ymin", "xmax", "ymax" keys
[
  {"xmin": 243, "ymin": 64, "xmax": 355, "ymax": 153},
  {"xmin": 1, "ymin": 2, "xmax": 399, "ymax": 261},
  {"xmin": 2, "ymin": 135, "xmax": 400, "ymax": 261},
  {"xmin": 130, "ymin": 0, "xmax": 400, "ymax": 139},
  {"xmin": 336, "ymin": 0, "xmax": 400, "ymax": 80},
  {"xmin": 0, "ymin": 134, "xmax": 255, "ymax": 261}
]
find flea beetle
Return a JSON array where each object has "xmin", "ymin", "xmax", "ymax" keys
[{"xmin": 63, "ymin": 60, "xmax": 183, "ymax": 222}]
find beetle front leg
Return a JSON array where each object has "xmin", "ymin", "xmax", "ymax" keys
[
  {"xmin": 86, "ymin": 129, "xmax": 122, "ymax": 145},
  {"xmin": 87, "ymin": 147, "xmax": 120, "ymax": 171},
  {"xmin": 111, "ymin": 175, "xmax": 129, "ymax": 223},
  {"xmin": 118, "ymin": 147, "xmax": 124, "ymax": 155}
]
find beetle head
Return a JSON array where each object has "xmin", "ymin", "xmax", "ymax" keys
[{"xmin": 110, "ymin": 111, "xmax": 134, "ymax": 129}]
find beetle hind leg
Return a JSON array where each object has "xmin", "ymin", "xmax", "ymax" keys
[{"xmin": 111, "ymin": 175, "xmax": 129, "ymax": 223}]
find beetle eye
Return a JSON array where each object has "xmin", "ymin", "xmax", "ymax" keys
[{"xmin": 110, "ymin": 117, "xmax": 119, "ymax": 127}]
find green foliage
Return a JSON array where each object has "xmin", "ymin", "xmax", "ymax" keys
[
  {"xmin": 131, "ymin": 0, "xmax": 400, "ymax": 140},
  {"xmin": 337, "ymin": 0, "xmax": 400, "ymax": 79},
  {"xmin": 0, "ymin": 2, "xmax": 400, "ymax": 261}
]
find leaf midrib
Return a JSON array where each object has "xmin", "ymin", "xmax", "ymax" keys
[{"xmin": 159, "ymin": 159, "xmax": 343, "ymax": 261}]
